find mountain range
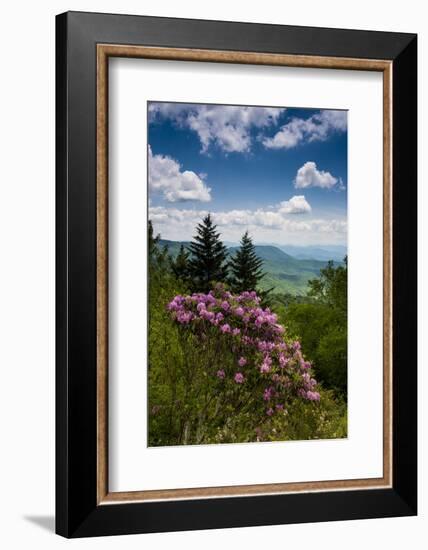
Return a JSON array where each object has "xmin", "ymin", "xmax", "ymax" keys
[{"xmin": 159, "ymin": 239, "xmax": 345, "ymax": 295}]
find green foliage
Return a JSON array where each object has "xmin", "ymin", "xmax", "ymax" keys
[
  {"xmin": 280, "ymin": 259, "xmax": 348, "ymax": 396},
  {"xmin": 147, "ymin": 218, "xmax": 348, "ymax": 446},
  {"xmin": 148, "ymin": 228, "xmax": 190, "ymax": 446},
  {"xmin": 188, "ymin": 214, "xmax": 228, "ymax": 292},
  {"xmin": 308, "ymin": 256, "xmax": 347, "ymax": 316},
  {"xmin": 148, "ymin": 285, "xmax": 347, "ymax": 445},
  {"xmin": 270, "ymin": 388, "xmax": 347, "ymax": 441},
  {"xmin": 317, "ymin": 327, "xmax": 347, "ymax": 393},
  {"xmin": 149, "ymin": 306, "xmax": 347, "ymax": 445},
  {"xmin": 170, "ymin": 244, "xmax": 191, "ymax": 286},
  {"xmin": 229, "ymin": 231, "xmax": 265, "ymax": 293},
  {"xmin": 150, "ymin": 325, "xmax": 266, "ymax": 446}
]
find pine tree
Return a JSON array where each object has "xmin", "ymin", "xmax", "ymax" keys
[
  {"xmin": 188, "ymin": 214, "xmax": 228, "ymax": 291},
  {"xmin": 229, "ymin": 231, "xmax": 264, "ymax": 293},
  {"xmin": 148, "ymin": 220, "xmax": 159, "ymax": 257},
  {"xmin": 171, "ymin": 245, "xmax": 191, "ymax": 285},
  {"xmin": 148, "ymin": 219, "xmax": 169, "ymax": 271}
]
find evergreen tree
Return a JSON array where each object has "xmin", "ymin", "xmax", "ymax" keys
[
  {"xmin": 188, "ymin": 214, "xmax": 228, "ymax": 291},
  {"xmin": 148, "ymin": 220, "xmax": 159, "ymax": 258},
  {"xmin": 148, "ymin": 219, "xmax": 161, "ymax": 271},
  {"xmin": 148, "ymin": 219, "xmax": 170, "ymax": 272},
  {"xmin": 171, "ymin": 245, "xmax": 191, "ymax": 285},
  {"xmin": 229, "ymin": 231, "xmax": 264, "ymax": 293}
]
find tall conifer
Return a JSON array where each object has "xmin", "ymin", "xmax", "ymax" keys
[
  {"xmin": 188, "ymin": 214, "xmax": 228, "ymax": 291},
  {"xmin": 229, "ymin": 231, "xmax": 264, "ymax": 293}
]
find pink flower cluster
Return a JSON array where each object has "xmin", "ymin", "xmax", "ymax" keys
[{"xmin": 168, "ymin": 284, "xmax": 320, "ymax": 415}]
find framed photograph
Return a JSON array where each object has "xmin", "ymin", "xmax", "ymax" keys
[{"xmin": 56, "ymin": 11, "xmax": 417, "ymax": 538}]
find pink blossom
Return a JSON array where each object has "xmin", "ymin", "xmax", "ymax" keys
[
  {"xmin": 279, "ymin": 353, "xmax": 288, "ymax": 368},
  {"xmin": 255, "ymin": 316, "xmax": 264, "ymax": 327},
  {"xmin": 176, "ymin": 311, "xmax": 193, "ymax": 324},
  {"xmin": 167, "ymin": 295, "xmax": 184, "ymax": 311},
  {"xmin": 168, "ymin": 288, "xmax": 320, "ymax": 411},
  {"xmin": 234, "ymin": 372, "xmax": 245, "ymax": 384},
  {"xmin": 306, "ymin": 391, "xmax": 320, "ymax": 401},
  {"xmin": 263, "ymin": 387, "xmax": 273, "ymax": 401},
  {"xmin": 260, "ymin": 362, "xmax": 271, "ymax": 374},
  {"xmin": 274, "ymin": 324, "xmax": 285, "ymax": 334},
  {"xmin": 200, "ymin": 309, "xmax": 215, "ymax": 322},
  {"xmin": 258, "ymin": 340, "xmax": 275, "ymax": 352}
]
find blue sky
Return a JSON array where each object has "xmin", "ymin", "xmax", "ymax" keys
[{"xmin": 148, "ymin": 102, "xmax": 347, "ymax": 246}]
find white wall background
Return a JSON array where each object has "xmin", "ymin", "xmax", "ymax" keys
[{"xmin": 0, "ymin": 1, "xmax": 425, "ymax": 548}]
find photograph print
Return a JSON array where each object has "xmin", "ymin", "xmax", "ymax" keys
[{"xmin": 148, "ymin": 101, "xmax": 348, "ymax": 447}]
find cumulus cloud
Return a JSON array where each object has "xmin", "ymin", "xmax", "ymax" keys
[
  {"xmin": 150, "ymin": 194, "xmax": 311, "ymax": 229},
  {"xmin": 148, "ymin": 146, "xmax": 211, "ymax": 202},
  {"xmin": 263, "ymin": 109, "xmax": 347, "ymax": 150},
  {"xmin": 149, "ymin": 102, "xmax": 285, "ymax": 154},
  {"xmin": 294, "ymin": 161, "xmax": 341, "ymax": 190},
  {"xmin": 278, "ymin": 195, "xmax": 311, "ymax": 214},
  {"xmin": 149, "ymin": 204, "xmax": 346, "ymax": 244}
]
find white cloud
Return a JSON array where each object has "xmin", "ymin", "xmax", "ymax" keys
[
  {"xmin": 262, "ymin": 117, "xmax": 306, "ymax": 149},
  {"xmin": 278, "ymin": 195, "xmax": 311, "ymax": 214},
  {"xmin": 150, "ymin": 194, "xmax": 311, "ymax": 231},
  {"xmin": 148, "ymin": 102, "xmax": 188, "ymax": 122},
  {"xmin": 294, "ymin": 161, "xmax": 340, "ymax": 190},
  {"xmin": 149, "ymin": 103, "xmax": 285, "ymax": 154},
  {"xmin": 263, "ymin": 109, "xmax": 347, "ymax": 150},
  {"xmin": 148, "ymin": 146, "xmax": 211, "ymax": 202},
  {"xmin": 149, "ymin": 204, "xmax": 346, "ymax": 245}
]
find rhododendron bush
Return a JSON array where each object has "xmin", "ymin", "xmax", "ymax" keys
[
  {"xmin": 169, "ymin": 284, "xmax": 320, "ymax": 404},
  {"xmin": 148, "ymin": 284, "xmax": 335, "ymax": 446}
]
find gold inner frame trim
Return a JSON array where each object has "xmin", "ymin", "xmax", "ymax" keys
[{"xmin": 96, "ymin": 44, "xmax": 393, "ymax": 505}]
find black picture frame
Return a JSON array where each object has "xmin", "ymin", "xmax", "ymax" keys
[{"xmin": 56, "ymin": 11, "xmax": 417, "ymax": 538}]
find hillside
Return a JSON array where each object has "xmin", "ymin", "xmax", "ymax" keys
[
  {"xmin": 278, "ymin": 244, "xmax": 347, "ymax": 262},
  {"xmin": 159, "ymin": 239, "xmax": 340, "ymax": 295},
  {"xmin": 229, "ymin": 245, "xmax": 331, "ymax": 295}
]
